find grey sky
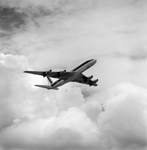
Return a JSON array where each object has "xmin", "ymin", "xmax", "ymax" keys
[{"xmin": 0, "ymin": 0, "xmax": 147, "ymax": 150}]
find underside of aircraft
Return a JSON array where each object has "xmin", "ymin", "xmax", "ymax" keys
[{"xmin": 24, "ymin": 59, "xmax": 98, "ymax": 90}]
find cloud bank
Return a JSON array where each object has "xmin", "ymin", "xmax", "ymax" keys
[
  {"xmin": 0, "ymin": 54, "xmax": 147, "ymax": 150},
  {"xmin": 0, "ymin": 0, "xmax": 147, "ymax": 150}
]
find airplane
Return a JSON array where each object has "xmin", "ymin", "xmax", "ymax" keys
[{"xmin": 24, "ymin": 59, "xmax": 98, "ymax": 90}]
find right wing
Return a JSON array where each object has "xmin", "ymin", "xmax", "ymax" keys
[
  {"xmin": 72, "ymin": 74, "xmax": 88, "ymax": 84},
  {"xmin": 72, "ymin": 74, "xmax": 98, "ymax": 86},
  {"xmin": 35, "ymin": 85, "xmax": 59, "ymax": 90}
]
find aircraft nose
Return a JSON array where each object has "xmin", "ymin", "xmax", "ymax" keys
[{"xmin": 93, "ymin": 59, "xmax": 97, "ymax": 64}]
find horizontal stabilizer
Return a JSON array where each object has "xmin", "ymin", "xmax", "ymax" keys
[{"xmin": 35, "ymin": 85, "xmax": 59, "ymax": 90}]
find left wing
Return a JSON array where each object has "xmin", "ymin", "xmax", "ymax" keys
[
  {"xmin": 24, "ymin": 71, "xmax": 46, "ymax": 76},
  {"xmin": 24, "ymin": 70, "xmax": 75, "ymax": 79}
]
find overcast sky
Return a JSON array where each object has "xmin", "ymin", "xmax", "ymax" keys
[{"xmin": 0, "ymin": 0, "xmax": 147, "ymax": 150}]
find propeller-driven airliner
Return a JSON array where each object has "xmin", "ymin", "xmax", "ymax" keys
[{"xmin": 24, "ymin": 59, "xmax": 98, "ymax": 90}]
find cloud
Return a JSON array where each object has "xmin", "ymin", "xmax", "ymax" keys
[
  {"xmin": 0, "ymin": 7, "xmax": 26, "ymax": 33},
  {"xmin": 0, "ymin": 0, "xmax": 147, "ymax": 70},
  {"xmin": 0, "ymin": 54, "xmax": 101, "ymax": 150},
  {"xmin": 0, "ymin": 0, "xmax": 147, "ymax": 150},
  {"xmin": 129, "ymin": 48, "xmax": 147, "ymax": 60},
  {"xmin": 98, "ymin": 83, "xmax": 147, "ymax": 150},
  {"xmin": 0, "ymin": 54, "xmax": 147, "ymax": 150}
]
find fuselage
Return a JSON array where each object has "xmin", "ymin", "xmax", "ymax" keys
[
  {"xmin": 51, "ymin": 59, "xmax": 97, "ymax": 88},
  {"xmin": 72, "ymin": 59, "xmax": 97, "ymax": 72}
]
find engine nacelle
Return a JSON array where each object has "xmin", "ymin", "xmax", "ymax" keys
[
  {"xmin": 46, "ymin": 70, "xmax": 52, "ymax": 76},
  {"xmin": 43, "ymin": 72, "xmax": 47, "ymax": 77},
  {"xmin": 94, "ymin": 79, "xmax": 98, "ymax": 82},
  {"xmin": 60, "ymin": 70, "xmax": 66, "ymax": 75},
  {"xmin": 89, "ymin": 78, "xmax": 98, "ymax": 86},
  {"xmin": 88, "ymin": 75, "xmax": 93, "ymax": 80}
]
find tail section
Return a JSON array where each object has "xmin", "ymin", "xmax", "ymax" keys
[{"xmin": 35, "ymin": 85, "xmax": 59, "ymax": 90}]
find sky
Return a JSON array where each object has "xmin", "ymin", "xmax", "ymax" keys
[{"xmin": 0, "ymin": 0, "xmax": 147, "ymax": 150}]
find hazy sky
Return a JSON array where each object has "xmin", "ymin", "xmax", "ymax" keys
[{"xmin": 0, "ymin": 0, "xmax": 147, "ymax": 150}]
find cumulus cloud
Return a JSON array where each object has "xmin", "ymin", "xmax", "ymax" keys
[
  {"xmin": 0, "ymin": 54, "xmax": 101, "ymax": 150},
  {"xmin": 0, "ymin": 54, "xmax": 147, "ymax": 150},
  {"xmin": 0, "ymin": 0, "xmax": 147, "ymax": 150},
  {"xmin": 98, "ymin": 83, "xmax": 147, "ymax": 150}
]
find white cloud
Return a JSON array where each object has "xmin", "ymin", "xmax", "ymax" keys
[
  {"xmin": 98, "ymin": 83, "xmax": 147, "ymax": 150},
  {"xmin": 0, "ymin": 54, "xmax": 147, "ymax": 150},
  {"xmin": 0, "ymin": 0, "xmax": 147, "ymax": 150}
]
